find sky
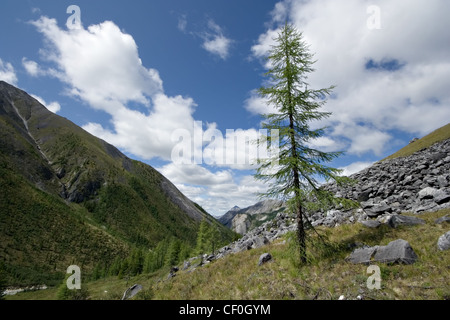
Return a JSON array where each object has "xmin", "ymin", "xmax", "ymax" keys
[{"xmin": 0, "ymin": 0, "xmax": 449, "ymax": 217}]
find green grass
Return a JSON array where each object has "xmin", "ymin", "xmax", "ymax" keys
[
  {"xmin": 383, "ymin": 123, "xmax": 450, "ymax": 161},
  {"xmin": 9, "ymin": 209, "xmax": 450, "ymax": 300}
]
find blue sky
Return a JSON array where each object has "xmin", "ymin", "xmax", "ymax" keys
[{"xmin": 1, "ymin": 0, "xmax": 449, "ymax": 216}]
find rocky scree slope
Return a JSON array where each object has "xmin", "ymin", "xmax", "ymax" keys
[{"xmin": 181, "ymin": 135, "xmax": 450, "ymax": 269}]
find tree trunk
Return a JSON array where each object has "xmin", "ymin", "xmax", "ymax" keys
[
  {"xmin": 289, "ymin": 106, "xmax": 307, "ymax": 264},
  {"xmin": 284, "ymin": 36, "xmax": 307, "ymax": 264},
  {"xmin": 296, "ymin": 202, "xmax": 307, "ymax": 263}
]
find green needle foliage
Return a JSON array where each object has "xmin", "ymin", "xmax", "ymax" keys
[{"xmin": 255, "ymin": 23, "xmax": 356, "ymax": 264}]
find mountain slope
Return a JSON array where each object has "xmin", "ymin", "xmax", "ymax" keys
[
  {"xmin": 219, "ymin": 200, "xmax": 286, "ymax": 234},
  {"xmin": 0, "ymin": 81, "xmax": 233, "ymax": 286}
]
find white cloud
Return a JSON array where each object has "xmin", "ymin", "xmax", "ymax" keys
[
  {"xmin": 159, "ymin": 163, "xmax": 233, "ymax": 186},
  {"xmin": 244, "ymin": 90, "xmax": 275, "ymax": 116},
  {"xmin": 31, "ymin": 94, "xmax": 61, "ymax": 113},
  {"xmin": 158, "ymin": 162, "xmax": 267, "ymax": 216},
  {"xmin": 29, "ymin": 15, "xmax": 268, "ymax": 216},
  {"xmin": 201, "ymin": 19, "xmax": 233, "ymax": 60},
  {"xmin": 22, "ymin": 58, "xmax": 43, "ymax": 77},
  {"xmin": 251, "ymin": 0, "xmax": 450, "ymax": 155},
  {"xmin": 0, "ymin": 59, "xmax": 18, "ymax": 85},
  {"xmin": 339, "ymin": 161, "xmax": 374, "ymax": 177},
  {"xmin": 31, "ymin": 17, "xmax": 163, "ymax": 110},
  {"xmin": 178, "ymin": 15, "xmax": 187, "ymax": 33},
  {"xmin": 30, "ymin": 16, "xmax": 201, "ymax": 161}
]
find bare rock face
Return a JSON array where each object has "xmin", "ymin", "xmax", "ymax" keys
[
  {"xmin": 220, "ymin": 199, "xmax": 286, "ymax": 234},
  {"xmin": 232, "ymin": 214, "xmax": 251, "ymax": 235}
]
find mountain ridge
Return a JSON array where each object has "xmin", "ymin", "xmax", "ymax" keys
[
  {"xmin": 218, "ymin": 199, "xmax": 286, "ymax": 234},
  {"xmin": 0, "ymin": 81, "xmax": 234, "ymax": 286}
]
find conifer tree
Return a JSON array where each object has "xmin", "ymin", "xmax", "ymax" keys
[
  {"xmin": 165, "ymin": 238, "xmax": 181, "ymax": 267},
  {"xmin": 195, "ymin": 219, "xmax": 209, "ymax": 255},
  {"xmin": 255, "ymin": 23, "xmax": 355, "ymax": 264}
]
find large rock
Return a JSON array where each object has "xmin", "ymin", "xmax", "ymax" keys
[
  {"xmin": 435, "ymin": 215, "xmax": 450, "ymax": 224},
  {"xmin": 360, "ymin": 220, "xmax": 381, "ymax": 228},
  {"xmin": 347, "ymin": 239, "xmax": 418, "ymax": 265},
  {"xmin": 388, "ymin": 215, "xmax": 425, "ymax": 228},
  {"xmin": 346, "ymin": 246, "xmax": 378, "ymax": 265},
  {"xmin": 437, "ymin": 231, "xmax": 450, "ymax": 251},
  {"xmin": 121, "ymin": 284, "xmax": 143, "ymax": 300},
  {"xmin": 365, "ymin": 203, "xmax": 391, "ymax": 217},
  {"xmin": 258, "ymin": 253, "xmax": 272, "ymax": 266},
  {"xmin": 418, "ymin": 187, "xmax": 442, "ymax": 200},
  {"xmin": 373, "ymin": 239, "xmax": 418, "ymax": 265},
  {"xmin": 434, "ymin": 192, "xmax": 450, "ymax": 205},
  {"xmin": 251, "ymin": 236, "xmax": 269, "ymax": 249}
]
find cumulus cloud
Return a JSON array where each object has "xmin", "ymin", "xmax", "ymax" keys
[
  {"xmin": 250, "ymin": 0, "xmax": 450, "ymax": 156},
  {"xmin": 28, "ymin": 14, "xmax": 267, "ymax": 215},
  {"xmin": 22, "ymin": 58, "xmax": 42, "ymax": 77},
  {"xmin": 158, "ymin": 162, "xmax": 267, "ymax": 215},
  {"xmin": 339, "ymin": 161, "xmax": 374, "ymax": 177},
  {"xmin": 31, "ymin": 94, "xmax": 61, "ymax": 113},
  {"xmin": 30, "ymin": 16, "xmax": 200, "ymax": 161},
  {"xmin": 201, "ymin": 19, "xmax": 233, "ymax": 60},
  {"xmin": 0, "ymin": 59, "xmax": 18, "ymax": 85}
]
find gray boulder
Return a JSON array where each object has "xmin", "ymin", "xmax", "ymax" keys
[
  {"xmin": 435, "ymin": 215, "xmax": 450, "ymax": 224},
  {"xmin": 121, "ymin": 284, "xmax": 143, "ymax": 300},
  {"xmin": 258, "ymin": 253, "xmax": 272, "ymax": 266},
  {"xmin": 437, "ymin": 231, "xmax": 450, "ymax": 251},
  {"xmin": 418, "ymin": 187, "xmax": 442, "ymax": 200},
  {"xmin": 360, "ymin": 220, "xmax": 381, "ymax": 228},
  {"xmin": 434, "ymin": 192, "xmax": 450, "ymax": 205},
  {"xmin": 347, "ymin": 239, "xmax": 418, "ymax": 265},
  {"xmin": 388, "ymin": 215, "xmax": 425, "ymax": 228},
  {"xmin": 365, "ymin": 203, "xmax": 391, "ymax": 217},
  {"xmin": 346, "ymin": 246, "xmax": 378, "ymax": 265},
  {"xmin": 373, "ymin": 239, "xmax": 418, "ymax": 265},
  {"xmin": 252, "ymin": 236, "xmax": 269, "ymax": 249},
  {"xmin": 182, "ymin": 260, "xmax": 191, "ymax": 270}
]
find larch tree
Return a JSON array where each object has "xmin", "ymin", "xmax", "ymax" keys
[{"xmin": 255, "ymin": 23, "xmax": 355, "ymax": 264}]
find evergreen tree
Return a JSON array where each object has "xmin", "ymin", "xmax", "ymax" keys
[
  {"xmin": 165, "ymin": 238, "xmax": 181, "ymax": 267},
  {"xmin": 255, "ymin": 23, "xmax": 355, "ymax": 264},
  {"xmin": 57, "ymin": 274, "xmax": 90, "ymax": 300},
  {"xmin": 195, "ymin": 219, "xmax": 209, "ymax": 255},
  {"xmin": 127, "ymin": 248, "xmax": 144, "ymax": 276}
]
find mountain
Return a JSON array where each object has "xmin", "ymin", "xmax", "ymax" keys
[
  {"xmin": 218, "ymin": 200, "xmax": 286, "ymax": 235},
  {"xmin": 0, "ymin": 81, "xmax": 233, "ymax": 286}
]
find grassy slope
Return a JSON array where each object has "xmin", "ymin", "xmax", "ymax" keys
[
  {"xmin": 9, "ymin": 209, "xmax": 450, "ymax": 300},
  {"xmin": 383, "ymin": 123, "xmax": 450, "ymax": 161}
]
